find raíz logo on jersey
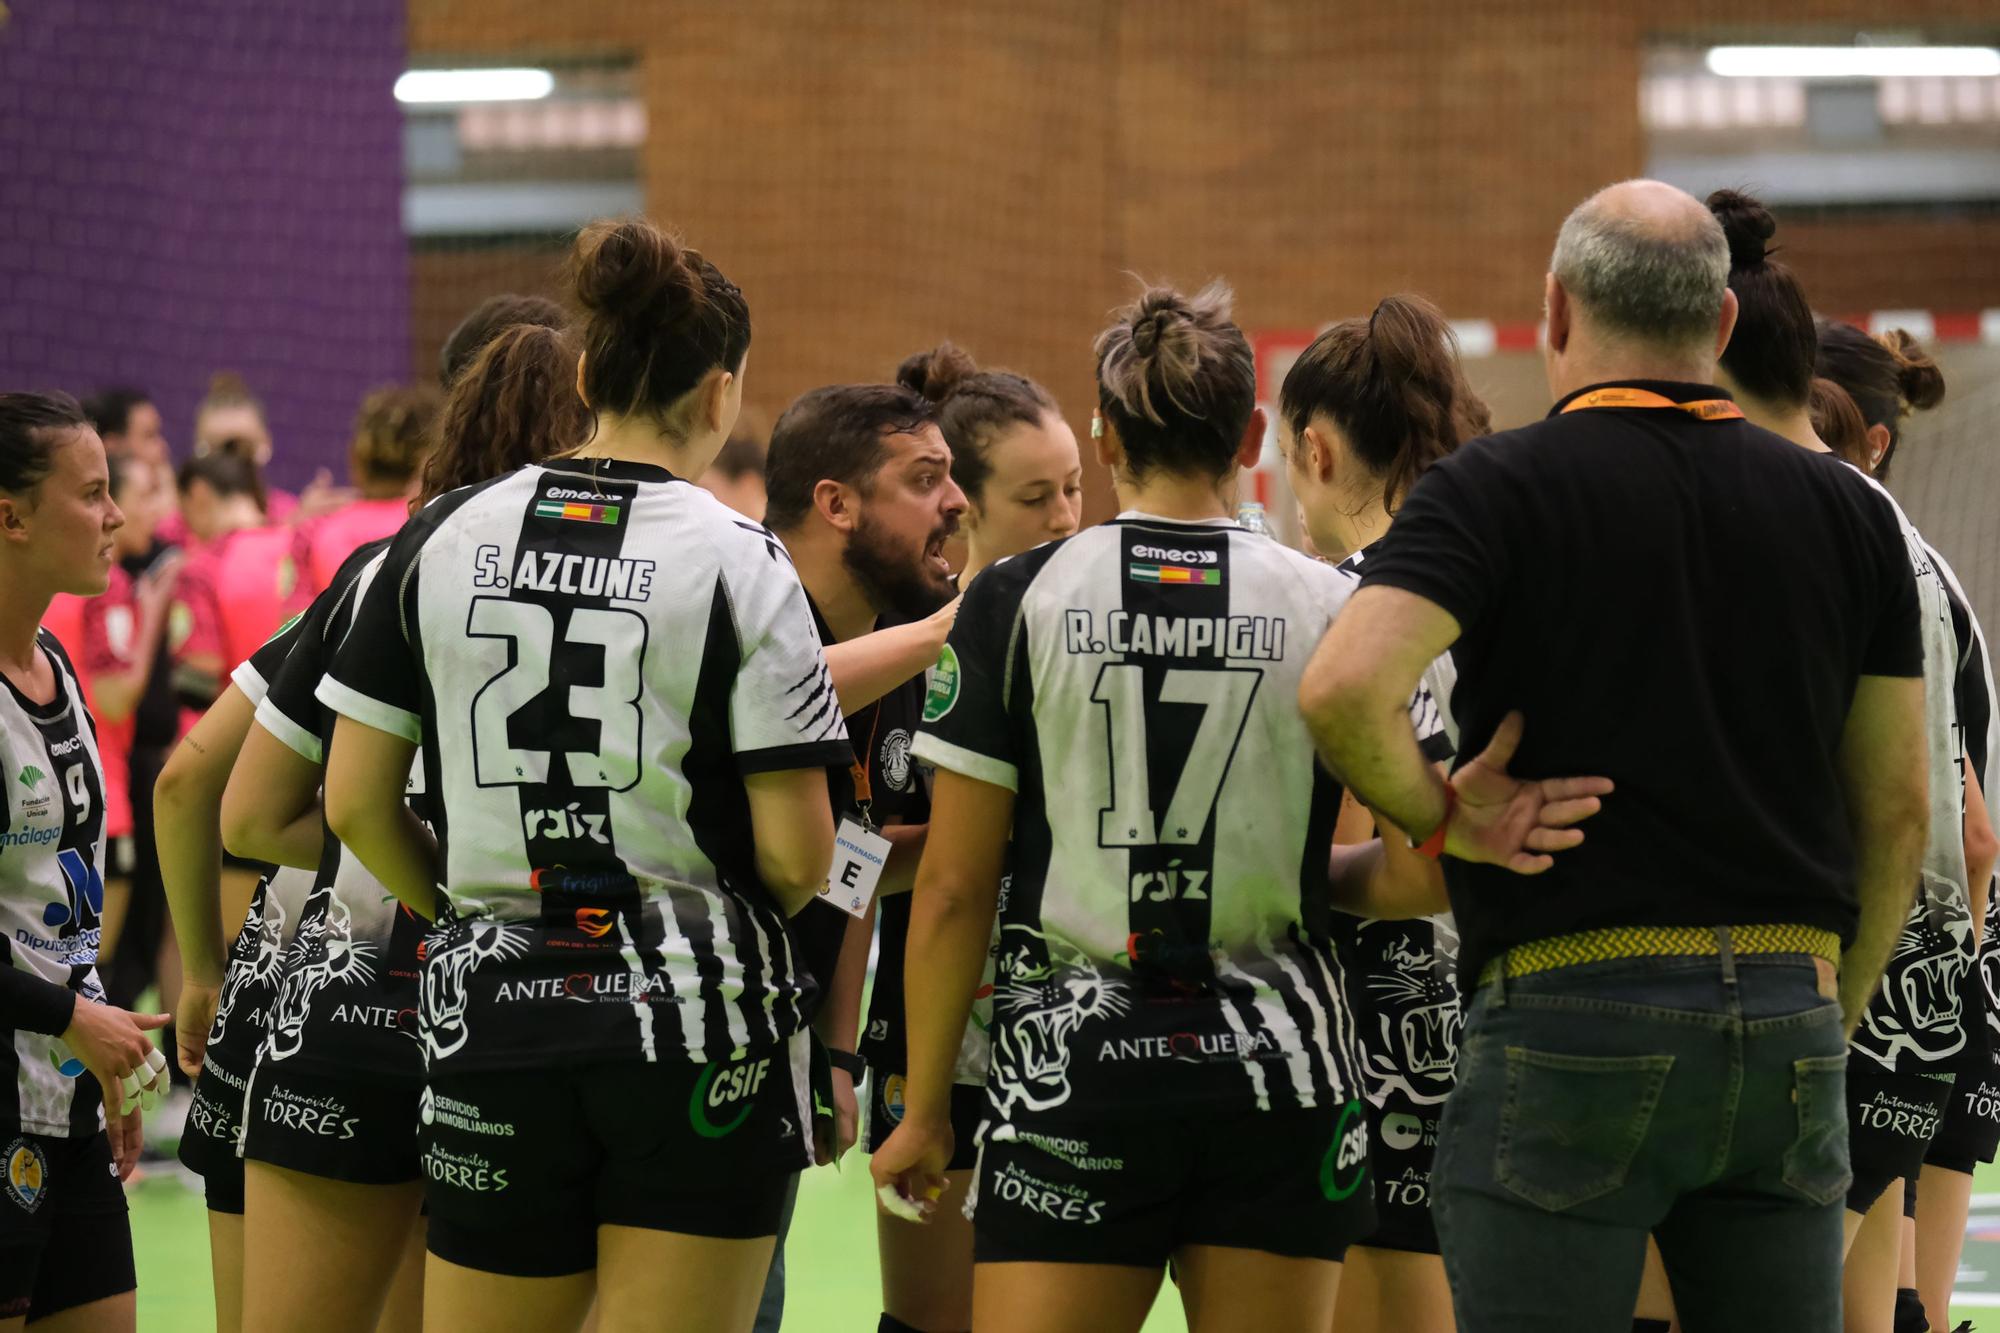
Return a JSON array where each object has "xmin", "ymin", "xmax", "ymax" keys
[
  {"xmin": 524, "ymin": 805, "xmax": 609, "ymax": 845},
  {"xmin": 689, "ymin": 1057, "xmax": 771, "ymax": 1137},
  {"xmin": 1855, "ymin": 888, "xmax": 1974, "ymax": 1070}
]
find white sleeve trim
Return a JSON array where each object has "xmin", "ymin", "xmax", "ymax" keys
[
  {"xmin": 315, "ymin": 675, "xmax": 421, "ymax": 745},
  {"xmin": 229, "ymin": 659, "xmax": 270, "ymax": 707},
  {"xmin": 254, "ymin": 696, "xmax": 324, "ymax": 765},
  {"xmin": 911, "ymin": 733, "xmax": 1018, "ymax": 793}
]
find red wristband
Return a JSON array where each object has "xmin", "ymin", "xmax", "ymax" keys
[{"xmin": 1414, "ymin": 781, "xmax": 1456, "ymax": 861}]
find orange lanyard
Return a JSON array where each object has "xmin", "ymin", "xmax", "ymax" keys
[
  {"xmin": 1559, "ymin": 387, "xmax": 1745, "ymax": 422},
  {"xmin": 849, "ymin": 706, "xmax": 884, "ymax": 819}
]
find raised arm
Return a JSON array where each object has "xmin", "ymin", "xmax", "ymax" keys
[{"xmin": 823, "ymin": 596, "xmax": 958, "ymax": 713}]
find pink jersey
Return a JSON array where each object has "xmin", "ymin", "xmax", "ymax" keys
[
  {"xmin": 43, "ymin": 571, "xmax": 139, "ymax": 838},
  {"xmin": 169, "ymin": 525, "xmax": 307, "ymax": 692},
  {"xmin": 294, "ymin": 497, "xmax": 410, "ymax": 596},
  {"xmin": 157, "ymin": 485, "xmax": 295, "ymax": 549}
]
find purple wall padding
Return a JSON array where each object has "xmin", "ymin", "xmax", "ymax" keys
[{"xmin": 0, "ymin": 1, "xmax": 408, "ymax": 491}]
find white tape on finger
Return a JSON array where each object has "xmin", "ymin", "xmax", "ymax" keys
[{"xmin": 876, "ymin": 1183, "xmax": 928, "ymax": 1223}]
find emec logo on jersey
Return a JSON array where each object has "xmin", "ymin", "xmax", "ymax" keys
[
  {"xmin": 4, "ymin": 1138, "xmax": 47, "ymax": 1213},
  {"xmin": 922, "ymin": 645, "xmax": 960, "ymax": 723},
  {"xmin": 535, "ymin": 498, "xmax": 620, "ymax": 525},
  {"xmin": 1127, "ymin": 543, "xmax": 1221, "ymax": 587},
  {"xmin": 689, "ymin": 1057, "xmax": 771, "ymax": 1138}
]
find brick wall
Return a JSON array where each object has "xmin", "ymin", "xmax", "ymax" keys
[{"xmin": 411, "ymin": 0, "xmax": 2000, "ymax": 517}]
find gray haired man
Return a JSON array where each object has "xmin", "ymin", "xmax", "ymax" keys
[{"xmin": 1299, "ymin": 180, "xmax": 1928, "ymax": 1330}]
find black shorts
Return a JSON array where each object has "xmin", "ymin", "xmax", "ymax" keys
[
  {"xmin": 423, "ymin": 1040, "xmax": 812, "ymax": 1278},
  {"xmin": 0, "ymin": 1132, "xmax": 135, "ymax": 1322},
  {"xmin": 1847, "ymin": 1062, "xmax": 1952, "ymax": 1213},
  {"xmin": 1924, "ymin": 1053, "xmax": 2000, "ymax": 1175},
  {"xmin": 1352, "ymin": 1090, "xmax": 1444, "ymax": 1255},
  {"xmin": 240, "ymin": 1061, "xmax": 421, "ymax": 1186},
  {"xmin": 971, "ymin": 1100, "xmax": 1376, "ymax": 1268},
  {"xmin": 178, "ymin": 1055, "xmax": 255, "ymax": 1214},
  {"xmin": 865, "ymin": 1069, "xmax": 986, "ymax": 1173}
]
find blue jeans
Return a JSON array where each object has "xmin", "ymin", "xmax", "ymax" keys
[{"xmin": 1433, "ymin": 947, "xmax": 1850, "ymax": 1332}]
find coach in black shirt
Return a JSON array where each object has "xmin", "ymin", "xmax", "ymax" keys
[{"xmin": 1300, "ymin": 180, "xmax": 1927, "ymax": 1332}]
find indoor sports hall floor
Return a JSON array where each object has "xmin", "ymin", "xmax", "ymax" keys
[{"xmin": 124, "ymin": 1149, "xmax": 2000, "ymax": 1331}]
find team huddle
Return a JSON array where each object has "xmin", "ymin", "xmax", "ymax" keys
[{"xmin": 0, "ymin": 176, "xmax": 1986, "ymax": 1333}]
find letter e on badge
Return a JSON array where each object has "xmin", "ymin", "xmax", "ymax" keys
[{"xmin": 819, "ymin": 817, "xmax": 891, "ymax": 918}]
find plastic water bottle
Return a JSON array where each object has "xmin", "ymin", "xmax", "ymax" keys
[{"xmin": 1235, "ymin": 500, "xmax": 1273, "ymax": 537}]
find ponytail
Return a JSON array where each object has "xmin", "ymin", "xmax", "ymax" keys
[
  {"xmin": 1279, "ymin": 294, "xmax": 1483, "ymax": 512},
  {"xmin": 420, "ymin": 324, "xmax": 591, "ymax": 508},
  {"xmin": 1808, "ymin": 378, "xmax": 1871, "ymax": 469},
  {"xmin": 1815, "ymin": 320, "xmax": 1947, "ymax": 481}
]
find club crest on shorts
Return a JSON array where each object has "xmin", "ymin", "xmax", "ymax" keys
[
  {"xmin": 882, "ymin": 1074, "xmax": 907, "ymax": 1124},
  {"xmin": 4, "ymin": 1138, "xmax": 47, "ymax": 1213}
]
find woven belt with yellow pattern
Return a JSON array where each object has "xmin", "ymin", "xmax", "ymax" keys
[{"xmin": 1477, "ymin": 923, "xmax": 1841, "ymax": 989}]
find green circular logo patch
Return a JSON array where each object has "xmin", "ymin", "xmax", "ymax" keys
[{"xmin": 922, "ymin": 644, "xmax": 961, "ymax": 723}]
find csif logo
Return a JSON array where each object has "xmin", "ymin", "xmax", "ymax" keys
[
  {"xmin": 575, "ymin": 908, "xmax": 615, "ymax": 939},
  {"xmin": 688, "ymin": 1058, "xmax": 771, "ymax": 1138},
  {"xmin": 1319, "ymin": 1099, "xmax": 1369, "ymax": 1202}
]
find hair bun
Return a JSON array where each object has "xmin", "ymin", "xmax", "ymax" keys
[
  {"xmin": 1706, "ymin": 188, "xmax": 1778, "ymax": 271},
  {"xmin": 570, "ymin": 217, "xmax": 706, "ymax": 332},
  {"xmin": 895, "ymin": 341, "xmax": 981, "ymax": 404},
  {"xmin": 1129, "ymin": 289, "xmax": 1199, "ymax": 360},
  {"xmin": 1880, "ymin": 328, "xmax": 1947, "ymax": 412}
]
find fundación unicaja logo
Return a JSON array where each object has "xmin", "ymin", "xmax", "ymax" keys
[{"xmin": 18, "ymin": 765, "xmax": 43, "ymax": 791}]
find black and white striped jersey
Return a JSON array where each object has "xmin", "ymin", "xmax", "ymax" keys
[
  {"xmin": 197, "ymin": 627, "xmax": 323, "ymax": 1082},
  {"xmin": 1327, "ymin": 541, "xmax": 1464, "ymax": 1111},
  {"xmin": 914, "ymin": 513, "xmax": 1367, "ymax": 1118},
  {"xmin": 256, "ymin": 538, "xmax": 433, "ymax": 1083},
  {"xmin": 0, "ymin": 632, "xmax": 107, "ymax": 1137},
  {"xmin": 1852, "ymin": 483, "xmax": 1973, "ymax": 1076},
  {"xmin": 1929, "ymin": 547, "xmax": 2000, "ymax": 1058},
  {"xmin": 318, "ymin": 460, "xmax": 853, "ymax": 1072}
]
